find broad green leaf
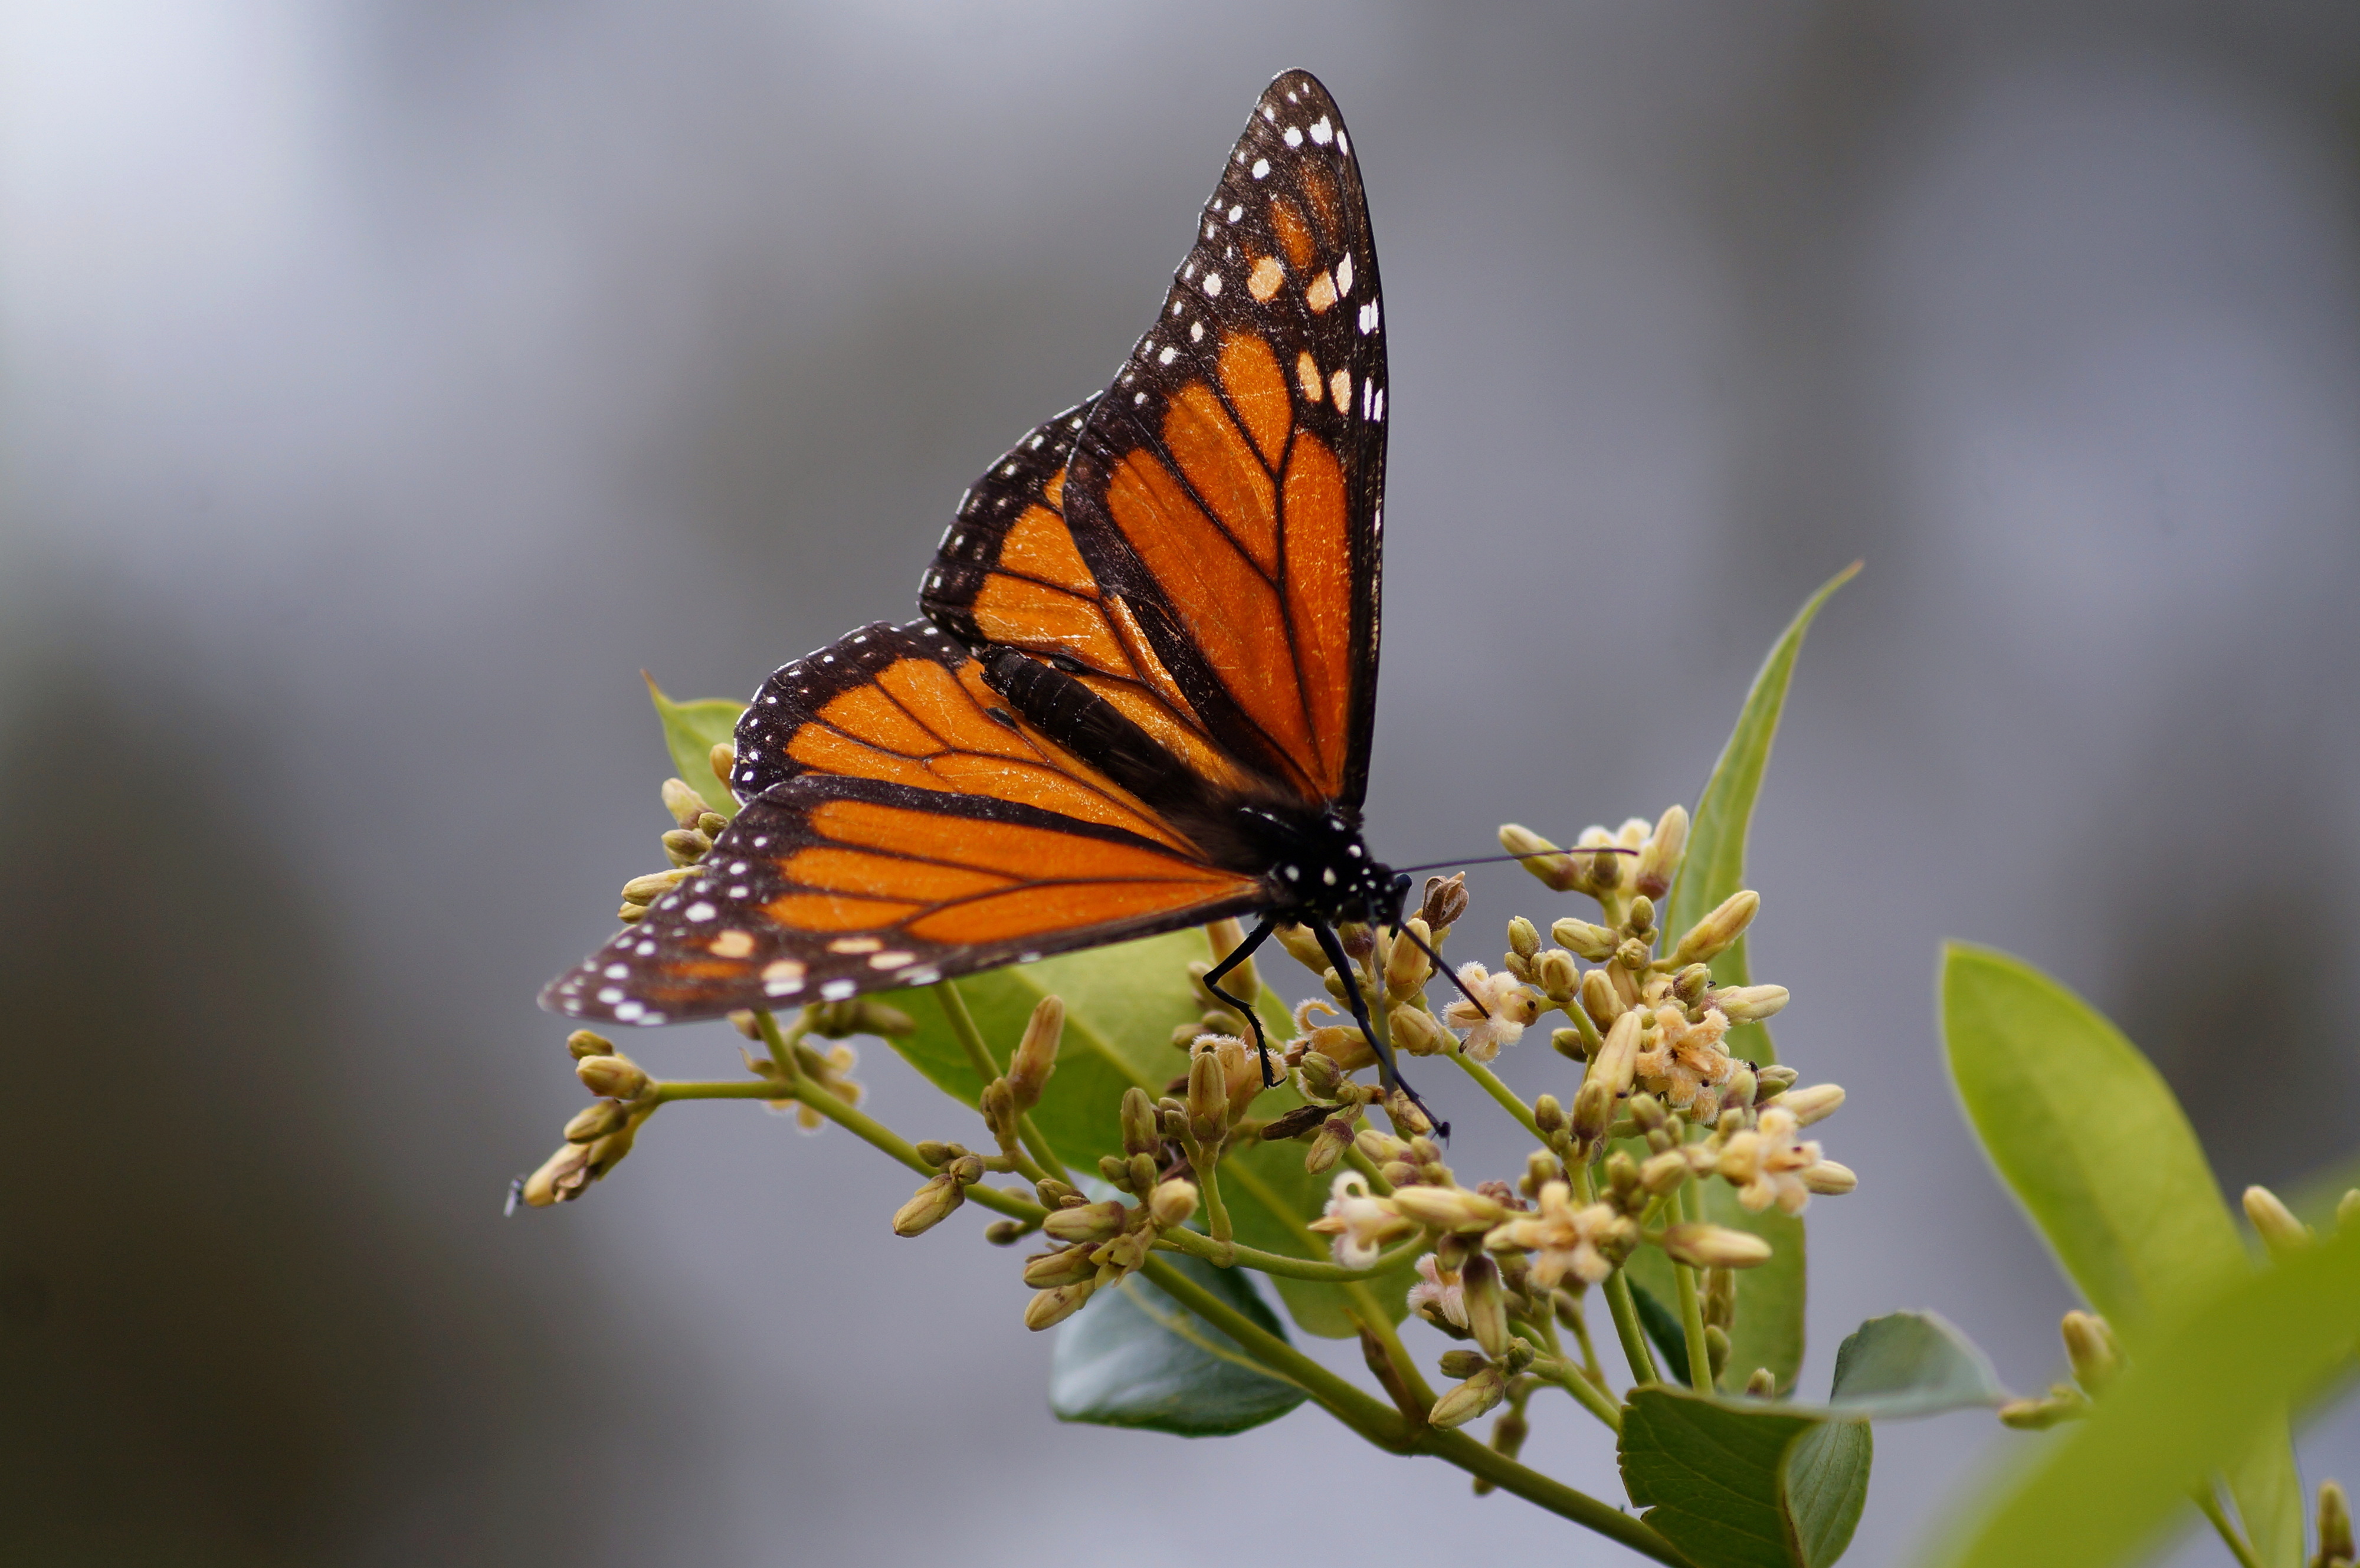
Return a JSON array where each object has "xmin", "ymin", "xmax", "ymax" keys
[
  {"xmin": 1050, "ymin": 1250, "xmax": 1307, "ymax": 1434},
  {"xmin": 643, "ymin": 676, "xmax": 744, "ymax": 819},
  {"xmin": 1941, "ymin": 944, "xmax": 2303, "ymax": 1565},
  {"xmin": 1618, "ymin": 1310, "xmax": 2001, "ymax": 1566},
  {"xmin": 1930, "ymin": 1223, "xmax": 2360, "ymax": 1568},
  {"xmin": 1628, "ymin": 1277, "xmax": 1695, "ymax": 1387},
  {"xmin": 1825, "ymin": 1311, "xmax": 2007, "ymax": 1419},
  {"xmin": 1664, "ymin": 559, "xmax": 1858, "ymax": 1068},
  {"xmin": 879, "ymin": 930, "xmax": 1407, "ymax": 1340},
  {"xmin": 1620, "ymin": 1389, "xmax": 1866, "ymax": 1567}
]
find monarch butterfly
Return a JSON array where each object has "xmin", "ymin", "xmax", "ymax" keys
[{"xmin": 543, "ymin": 68, "xmax": 1472, "ymax": 1104}]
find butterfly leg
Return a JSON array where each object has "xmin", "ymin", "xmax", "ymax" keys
[
  {"xmin": 1310, "ymin": 920, "xmax": 1447, "ymax": 1138},
  {"xmin": 1202, "ymin": 916, "xmax": 1280, "ymax": 1086}
]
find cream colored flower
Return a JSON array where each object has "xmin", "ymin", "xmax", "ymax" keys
[
  {"xmin": 1307, "ymin": 1171, "xmax": 1413, "ymax": 1268},
  {"xmin": 1717, "ymin": 1106, "xmax": 1823, "ymax": 1215},
  {"xmin": 1290, "ymin": 998, "xmax": 1374, "ymax": 1074},
  {"xmin": 1405, "ymin": 1253, "xmax": 1467, "ymax": 1330},
  {"xmin": 1442, "ymin": 963, "xmax": 1543, "ymax": 1061},
  {"xmin": 1484, "ymin": 1180, "xmax": 1627, "ymax": 1288},
  {"xmin": 1634, "ymin": 1004, "xmax": 1735, "ymax": 1117},
  {"xmin": 1191, "ymin": 1032, "xmax": 1270, "ymax": 1123}
]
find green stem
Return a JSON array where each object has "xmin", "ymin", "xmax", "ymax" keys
[
  {"xmin": 1672, "ymin": 1182, "xmax": 1715, "ymax": 1390},
  {"xmin": 1343, "ymin": 1140, "xmax": 1396, "ymax": 1196},
  {"xmin": 1603, "ymin": 1271, "xmax": 1660, "ymax": 1387},
  {"xmin": 931, "ymin": 981, "xmax": 1067, "ymax": 1184},
  {"xmin": 650, "ymin": 1079, "xmax": 797, "ymax": 1101},
  {"xmin": 749, "ymin": 1011, "xmax": 1044, "ymax": 1225},
  {"xmin": 1155, "ymin": 1226, "xmax": 1425, "ymax": 1282},
  {"xmin": 1138, "ymin": 1257, "xmax": 1685, "ymax": 1566},
  {"xmin": 1529, "ymin": 1347, "xmax": 1624, "ymax": 1432},
  {"xmin": 1186, "ymin": 1137, "xmax": 1235, "ymax": 1248},
  {"xmin": 1451, "ymin": 1052, "xmax": 1546, "ymax": 1142},
  {"xmin": 1565, "ymin": 1293, "xmax": 1607, "ymax": 1386},
  {"xmin": 1352, "ymin": 1298, "xmax": 1437, "ymax": 1410},
  {"xmin": 2191, "ymin": 1481, "xmax": 2264, "ymax": 1568}
]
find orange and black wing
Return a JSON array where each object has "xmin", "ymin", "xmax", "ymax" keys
[
  {"xmin": 1061, "ymin": 68, "xmax": 1386, "ymax": 811},
  {"xmin": 542, "ymin": 620, "xmax": 1265, "ymax": 1025}
]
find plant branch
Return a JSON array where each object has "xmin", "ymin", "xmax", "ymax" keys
[
  {"xmin": 1451, "ymin": 1052, "xmax": 1546, "ymax": 1143},
  {"xmin": 2190, "ymin": 1481, "xmax": 2264, "ymax": 1568},
  {"xmin": 931, "ymin": 980, "xmax": 1068, "ymax": 1183},
  {"xmin": 1154, "ymin": 1226, "xmax": 1425, "ymax": 1281},
  {"xmin": 1673, "ymin": 1185, "xmax": 1714, "ymax": 1390}
]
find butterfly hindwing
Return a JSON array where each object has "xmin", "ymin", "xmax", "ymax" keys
[{"xmin": 1061, "ymin": 68, "xmax": 1386, "ymax": 811}]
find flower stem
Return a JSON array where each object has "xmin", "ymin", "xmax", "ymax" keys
[
  {"xmin": 1186, "ymin": 1136, "xmax": 1235, "ymax": 1248},
  {"xmin": 1155, "ymin": 1226, "xmax": 1425, "ymax": 1281},
  {"xmin": 1529, "ymin": 1347, "xmax": 1623, "ymax": 1432},
  {"xmin": 930, "ymin": 980, "xmax": 1068, "ymax": 1183},
  {"xmin": 749, "ymin": 1010, "xmax": 1045, "ymax": 1224},
  {"xmin": 1672, "ymin": 1183, "xmax": 1715, "ymax": 1390},
  {"xmin": 2191, "ymin": 1481, "xmax": 2264, "ymax": 1568},
  {"xmin": 1138, "ymin": 1257, "xmax": 1686, "ymax": 1566},
  {"xmin": 1343, "ymin": 1140, "xmax": 1396, "ymax": 1196},
  {"xmin": 1575, "ymin": 1160, "xmax": 1660, "ymax": 1386},
  {"xmin": 1450, "ymin": 1051, "xmax": 1546, "ymax": 1142}
]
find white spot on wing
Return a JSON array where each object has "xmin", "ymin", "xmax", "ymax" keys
[
  {"xmin": 1251, "ymin": 158, "xmax": 1270, "ymax": 179},
  {"xmin": 1310, "ymin": 117, "xmax": 1333, "ymax": 145},
  {"xmin": 1202, "ymin": 272, "xmax": 1222, "ymax": 297}
]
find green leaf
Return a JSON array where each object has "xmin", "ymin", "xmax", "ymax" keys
[
  {"xmin": 643, "ymin": 675, "xmax": 745, "ymax": 820},
  {"xmin": 1620, "ymin": 1388, "xmax": 1867, "ymax": 1567},
  {"xmin": 1050, "ymin": 1249, "xmax": 1307, "ymax": 1435},
  {"xmin": 1628, "ymin": 1277, "xmax": 1695, "ymax": 1386},
  {"xmin": 1940, "ymin": 943, "xmax": 2304, "ymax": 1565},
  {"xmin": 1664, "ymin": 559, "xmax": 1857, "ymax": 1068},
  {"xmin": 1618, "ymin": 1310, "xmax": 2007, "ymax": 1567},
  {"xmin": 1929, "ymin": 1224, "xmax": 2360, "ymax": 1568},
  {"xmin": 878, "ymin": 931, "xmax": 1407, "ymax": 1340},
  {"xmin": 1825, "ymin": 1311, "xmax": 2007, "ymax": 1419}
]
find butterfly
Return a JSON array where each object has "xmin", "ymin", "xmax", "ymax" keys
[{"xmin": 543, "ymin": 68, "xmax": 1470, "ymax": 1103}]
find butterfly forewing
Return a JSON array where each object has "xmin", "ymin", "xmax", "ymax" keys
[
  {"xmin": 1060, "ymin": 68, "xmax": 1385, "ymax": 811},
  {"xmin": 543, "ymin": 619, "xmax": 1264, "ymax": 1023}
]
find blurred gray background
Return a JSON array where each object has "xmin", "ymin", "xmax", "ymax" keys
[{"xmin": 5, "ymin": 2, "xmax": 2358, "ymax": 1563}]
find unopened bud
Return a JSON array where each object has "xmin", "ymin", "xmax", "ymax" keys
[
  {"xmin": 1627, "ymin": 895, "xmax": 1656, "ymax": 936},
  {"xmin": 1604, "ymin": 1152, "xmax": 1642, "ymax": 1203},
  {"xmin": 1571, "ymin": 1078, "xmax": 1616, "ymax": 1149},
  {"xmin": 1585, "ymin": 838, "xmax": 1623, "ymax": 893},
  {"xmin": 1705, "ymin": 1267, "xmax": 1736, "ymax": 1331},
  {"xmin": 708, "ymin": 741, "xmax": 736, "ymax": 789},
  {"xmin": 983, "ymin": 1220, "xmax": 1026, "ymax": 1246},
  {"xmin": 1338, "ymin": 921, "xmax": 1375, "ymax": 963},
  {"xmin": 1712, "ymin": 985, "xmax": 1790, "ymax": 1024},
  {"xmin": 1389, "ymin": 1004, "xmax": 1451, "ymax": 1057},
  {"xmin": 1706, "ymin": 1325, "xmax": 1730, "ymax": 1379},
  {"xmin": 1998, "ymin": 1391, "xmax": 2089, "ymax": 1429},
  {"xmin": 1614, "ymin": 937, "xmax": 1653, "ymax": 973},
  {"xmin": 564, "ymin": 1101, "xmax": 629, "ymax": 1143},
  {"xmin": 1640, "ymin": 1150, "xmax": 1690, "ymax": 1196},
  {"xmin": 1128, "ymin": 1153, "xmax": 1160, "ymax": 1196},
  {"xmin": 1533, "ymin": 1094, "xmax": 1566, "ymax": 1137},
  {"xmin": 2318, "ymin": 1480, "xmax": 2353, "ymax": 1567},
  {"xmin": 1024, "ymin": 1281, "xmax": 1097, "ymax": 1330},
  {"xmin": 1187, "ymin": 1049, "xmax": 1230, "ymax": 1144},
  {"xmin": 1115, "ymin": 1086, "xmax": 1160, "ymax": 1157},
  {"xmin": 621, "ymin": 868, "xmax": 698, "ymax": 904},
  {"xmin": 1723, "ymin": 1067, "xmax": 1758, "ymax": 1111},
  {"xmin": 1535, "ymin": 949, "xmax": 1581, "ymax": 1001},
  {"xmin": 2060, "ymin": 1310, "xmax": 2122, "ymax": 1397},
  {"xmin": 1745, "ymin": 1367, "xmax": 1777, "ymax": 1398},
  {"xmin": 1499, "ymin": 824, "xmax": 1581, "ymax": 892},
  {"xmin": 1385, "ymin": 918, "xmax": 1434, "ymax": 1000},
  {"xmin": 892, "ymin": 1173, "xmax": 966, "ymax": 1236},
  {"xmin": 1023, "ymin": 1247, "xmax": 1097, "ymax": 1287},
  {"xmin": 1391, "ymin": 1186, "xmax": 1507, "ymax": 1234},
  {"xmin": 1274, "ymin": 921, "xmax": 1329, "ymax": 972},
  {"xmin": 1802, "ymin": 1161, "xmax": 1856, "ymax": 1195},
  {"xmin": 1430, "ymin": 1366, "xmax": 1509, "ymax": 1430},
  {"xmin": 946, "ymin": 1153, "xmax": 985, "ymax": 1185},
  {"xmin": 1548, "ymin": 920, "xmax": 1614, "ymax": 966},
  {"xmin": 1438, "ymin": 1348, "xmax": 1490, "ymax": 1379},
  {"xmin": 1580, "ymin": 969, "xmax": 1624, "ymax": 1029},
  {"xmin": 1034, "ymin": 1177, "xmax": 1079, "ymax": 1207},
  {"xmin": 1297, "ymin": 1051, "xmax": 1346, "ymax": 1101},
  {"xmin": 1356, "ymin": 1129, "xmax": 1413, "ymax": 1164},
  {"xmin": 1661, "ymin": 1222, "xmax": 1774, "ymax": 1270},
  {"xmin": 1385, "ymin": 1086, "xmax": 1434, "ymax": 1138},
  {"xmin": 1671, "ymin": 963, "xmax": 1713, "ymax": 1005},
  {"xmin": 1420, "ymin": 872, "xmax": 1470, "ymax": 931},
  {"xmin": 617, "ymin": 902, "xmax": 647, "ymax": 924},
  {"xmin": 979, "ymin": 1078, "xmax": 1018, "ymax": 1145},
  {"xmin": 1591, "ymin": 1010, "xmax": 1641, "ymax": 1098},
  {"xmin": 1673, "ymin": 890, "xmax": 1759, "ymax": 966},
  {"xmin": 576, "ymin": 1054, "xmax": 649, "ymax": 1101},
  {"xmin": 1504, "ymin": 916, "xmax": 1541, "ymax": 962},
  {"xmin": 566, "ymin": 1029, "xmax": 615, "ymax": 1060},
  {"xmin": 2246, "ymin": 1185, "xmax": 2311, "ymax": 1254},
  {"xmin": 661, "ymin": 777, "xmax": 712, "ymax": 828},
  {"xmin": 1149, "ymin": 1180, "xmax": 1200, "ymax": 1229},
  {"xmin": 1306, "ymin": 1117, "xmax": 1353, "ymax": 1175},
  {"xmin": 520, "ymin": 1143, "xmax": 594, "ymax": 1206},
  {"xmin": 1462, "ymin": 1255, "xmax": 1511, "ymax": 1357},
  {"xmin": 1782, "ymin": 1084, "xmax": 1845, "ymax": 1126},
  {"xmin": 696, "ymin": 811, "xmax": 729, "ymax": 838},
  {"xmin": 1043, "ymin": 1200, "xmax": 1127, "ymax": 1244},
  {"xmin": 1007, "ymin": 995, "xmax": 1064, "ymax": 1110},
  {"xmin": 661, "ymin": 828, "xmax": 712, "ymax": 865},
  {"xmin": 1634, "ymin": 805, "xmax": 1687, "ymax": 898},
  {"xmin": 1755, "ymin": 1064, "xmax": 1798, "ymax": 1097},
  {"xmin": 1629, "ymin": 1093, "xmax": 1666, "ymax": 1133}
]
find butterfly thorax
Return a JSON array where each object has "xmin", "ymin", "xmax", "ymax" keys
[{"xmin": 1225, "ymin": 803, "xmax": 1408, "ymax": 928}]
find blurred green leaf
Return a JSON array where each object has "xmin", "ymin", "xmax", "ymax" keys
[
  {"xmin": 1941, "ymin": 943, "xmax": 2303, "ymax": 1564},
  {"xmin": 1050, "ymin": 1250, "xmax": 1307, "ymax": 1434},
  {"xmin": 1929, "ymin": 1223, "xmax": 2360, "ymax": 1568},
  {"xmin": 643, "ymin": 676, "xmax": 744, "ymax": 820},
  {"xmin": 879, "ymin": 931, "xmax": 1406, "ymax": 1340},
  {"xmin": 1784, "ymin": 1422, "xmax": 1874, "ymax": 1568},
  {"xmin": 1628, "ymin": 1276, "xmax": 1694, "ymax": 1387}
]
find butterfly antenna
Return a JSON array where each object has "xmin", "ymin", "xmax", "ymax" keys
[
  {"xmin": 503, "ymin": 1176, "xmax": 526, "ymax": 1218},
  {"xmin": 1396, "ymin": 920, "xmax": 1489, "ymax": 1019},
  {"xmin": 1393, "ymin": 845, "xmax": 1638, "ymax": 877}
]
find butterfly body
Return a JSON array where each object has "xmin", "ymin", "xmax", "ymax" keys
[{"xmin": 545, "ymin": 68, "xmax": 1441, "ymax": 1097}]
